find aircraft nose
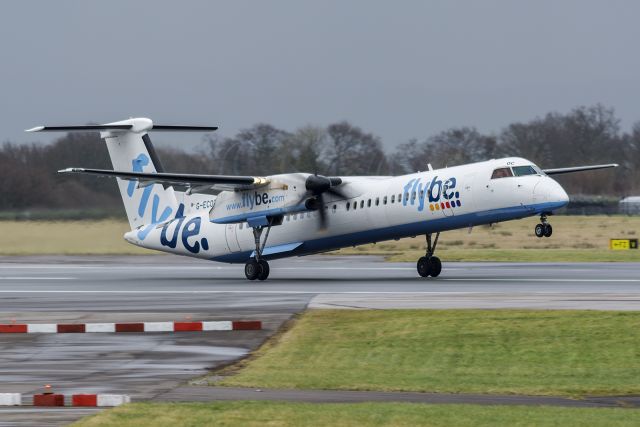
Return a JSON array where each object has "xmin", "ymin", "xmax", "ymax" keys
[{"xmin": 547, "ymin": 179, "xmax": 569, "ymax": 206}]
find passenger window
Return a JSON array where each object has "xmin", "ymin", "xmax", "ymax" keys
[
  {"xmin": 419, "ymin": 190, "xmax": 424, "ymax": 199},
  {"xmin": 354, "ymin": 201, "xmax": 357, "ymax": 210},
  {"xmin": 375, "ymin": 197, "xmax": 380, "ymax": 206},
  {"xmin": 491, "ymin": 168, "xmax": 513, "ymax": 179},
  {"xmin": 398, "ymin": 193, "xmax": 401, "ymax": 202},
  {"xmin": 367, "ymin": 199, "xmax": 372, "ymax": 207},
  {"xmin": 512, "ymin": 165, "xmax": 538, "ymax": 176},
  {"xmin": 346, "ymin": 202, "xmax": 350, "ymax": 211},
  {"xmin": 411, "ymin": 192, "xmax": 416, "ymax": 202},
  {"xmin": 360, "ymin": 200, "xmax": 365, "ymax": 209},
  {"xmin": 333, "ymin": 204, "xmax": 337, "ymax": 211},
  {"xmin": 391, "ymin": 195, "xmax": 395, "ymax": 203},
  {"xmin": 293, "ymin": 213, "xmax": 297, "ymax": 220},
  {"xmin": 239, "ymin": 223, "xmax": 243, "ymax": 229},
  {"xmin": 383, "ymin": 196, "xmax": 387, "ymax": 205}
]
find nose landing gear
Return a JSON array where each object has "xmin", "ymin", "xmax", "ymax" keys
[
  {"xmin": 417, "ymin": 232, "xmax": 442, "ymax": 278},
  {"xmin": 534, "ymin": 214, "xmax": 553, "ymax": 238}
]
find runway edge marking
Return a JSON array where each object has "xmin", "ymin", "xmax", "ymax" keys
[{"xmin": 0, "ymin": 320, "xmax": 261, "ymax": 334}]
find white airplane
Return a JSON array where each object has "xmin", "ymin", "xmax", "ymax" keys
[{"xmin": 28, "ymin": 118, "xmax": 618, "ymax": 280}]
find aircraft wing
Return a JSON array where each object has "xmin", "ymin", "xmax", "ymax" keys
[
  {"xmin": 58, "ymin": 168, "xmax": 269, "ymax": 193},
  {"xmin": 542, "ymin": 163, "xmax": 618, "ymax": 175}
]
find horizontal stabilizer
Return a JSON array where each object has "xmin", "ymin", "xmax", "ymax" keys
[
  {"xmin": 542, "ymin": 163, "xmax": 618, "ymax": 175},
  {"xmin": 26, "ymin": 122, "xmax": 217, "ymax": 133},
  {"xmin": 26, "ymin": 125, "xmax": 132, "ymax": 132},
  {"xmin": 58, "ymin": 167, "xmax": 268, "ymax": 192},
  {"xmin": 150, "ymin": 125, "xmax": 218, "ymax": 132}
]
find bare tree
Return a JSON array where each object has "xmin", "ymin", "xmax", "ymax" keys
[{"xmin": 325, "ymin": 121, "xmax": 388, "ymax": 175}]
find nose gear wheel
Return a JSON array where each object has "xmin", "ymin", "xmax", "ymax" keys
[{"xmin": 535, "ymin": 214, "xmax": 553, "ymax": 238}]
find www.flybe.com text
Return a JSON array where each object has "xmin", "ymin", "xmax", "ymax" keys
[{"xmin": 226, "ymin": 192, "xmax": 285, "ymax": 211}]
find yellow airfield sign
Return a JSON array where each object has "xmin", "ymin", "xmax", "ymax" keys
[{"xmin": 610, "ymin": 239, "xmax": 639, "ymax": 250}]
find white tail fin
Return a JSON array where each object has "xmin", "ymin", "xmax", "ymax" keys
[
  {"xmin": 27, "ymin": 118, "xmax": 218, "ymax": 237},
  {"xmin": 100, "ymin": 118, "xmax": 179, "ymax": 232}
]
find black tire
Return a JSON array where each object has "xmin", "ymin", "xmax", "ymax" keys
[
  {"xmin": 417, "ymin": 256, "xmax": 431, "ymax": 277},
  {"xmin": 534, "ymin": 223, "xmax": 545, "ymax": 238},
  {"xmin": 257, "ymin": 260, "xmax": 270, "ymax": 281},
  {"xmin": 244, "ymin": 260, "xmax": 260, "ymax": 280},
  {"xmin": 543, "ymin": 223, "xmax": 553, "ymax": 238},
  {"xmin": 428, "ymin": 256, "xmax": 442, "ymax": 278}
]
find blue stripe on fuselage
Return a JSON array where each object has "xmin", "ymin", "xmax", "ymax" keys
[{"xmin": 210, "ymin": 201, "xmax": 565, "ymax": 263}]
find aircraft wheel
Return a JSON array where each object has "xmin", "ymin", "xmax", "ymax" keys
[
  {"xmin": 534, "ymin": 223, "xmax": 545, "ymax": 238},
  {"xmin": 257, "ymin": 260, "xmax": 270, "ymax": 281},
  {"xmin": 543, "ymin": 223, "xmax": 553, "ymax": 238},
  {"xmin": 244, "ymin": 259, "xmax": 260, "ymax": 280},
  {"xmin": 417, "ymin": 256, "xmax": 431, "ymax": 277},
  {"xmin": 428, "ymin": 256, "xmax": 442, "ymax": 278}
]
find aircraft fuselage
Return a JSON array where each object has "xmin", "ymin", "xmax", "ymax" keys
[{"xmin": 124, "ymin": 157, "xmax": 569, "ymax": 263}]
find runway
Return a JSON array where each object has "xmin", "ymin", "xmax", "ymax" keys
[
  {"xmin": 0, "ymin": 255, "xmax": 639, "ymax": 425},
  {"xmin": 1, "ymin": 255, "xmax": 639, "ymax": 311}
]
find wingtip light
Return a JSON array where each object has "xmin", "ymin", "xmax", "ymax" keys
[{"xmin": 25, "ymin": 126, "xmax": 44, "ymax": 132}]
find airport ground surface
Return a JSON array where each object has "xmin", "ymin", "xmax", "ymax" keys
[{"xmin": 1, "ymin": 255, "xmax": 639, "ymax": 426}]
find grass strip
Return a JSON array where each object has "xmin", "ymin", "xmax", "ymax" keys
[
  {"xmin": 219, "ymin": 310, "xmax": 640, "ymax": 396},
  {"xmin": 71, "ymin": 401, "xmax": 640, "ymax": 427}
]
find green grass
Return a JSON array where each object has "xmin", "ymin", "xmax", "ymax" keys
[
  {"xmin": 71, "ymin": 401, "xmax": 640, "ymax": 427},
  {"xmin": 0, "ymin": 220, "xmax": 151, "ymax": 255},
  {"xmin": 219, "ymin": 310, "xmax": 640, "ymax": 396},
  {"xmin": 0, "ymin": 215, "xmax": 638, "ymax": 259},
  {"xmin": 337, "ymin": 215, "xmax": 640, "ymax": 262}
]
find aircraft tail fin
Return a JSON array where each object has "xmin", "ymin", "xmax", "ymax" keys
[{"xmin": 27, "ymin": 118, "xmax": 217, "ymax": 235}]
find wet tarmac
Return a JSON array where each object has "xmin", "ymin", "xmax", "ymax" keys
[{"xmin": 0, "ymin": 255, "xmax": 639, "ymax": 425}]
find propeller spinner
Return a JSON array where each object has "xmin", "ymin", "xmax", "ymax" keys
[{"xmin": 295, "ymin": 174, "xmax": 346, "ymax": 229}]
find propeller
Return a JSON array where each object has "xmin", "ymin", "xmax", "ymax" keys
[{"xmin": 293, "ymin": 174, "xmax": 347, "ymax": 229}]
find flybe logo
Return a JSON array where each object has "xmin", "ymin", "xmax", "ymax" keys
[
  {"xmin": 159, "ymin": 205, "xmax": 209, "ymax": 254},
  {"xmin": 402, "ymin": 175, "xmax": 462, "ymax": 212},
  {"xmin": 128, "ymin": 153, "xmax": 173, "ymax": 240}
]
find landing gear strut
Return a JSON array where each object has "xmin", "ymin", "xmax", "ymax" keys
[
  {"xmin": 534, "ymin": 214, "xmax": 553, "ymax": 238},
  {"xmin": 417, "ymin": 232, "xmax": 442, "ymax": 278},
  {"xmin": 245, "ymin": 222, "xmax": 272, "ymax": 281}
]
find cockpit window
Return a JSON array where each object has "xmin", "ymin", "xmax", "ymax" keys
[
  {"xmin": 491, "ymin": 167, "xmax": 513, "ymax": 179},
  {"xmin": 512, "ymin": 165, "xmax": 538, "ymax": 176}
]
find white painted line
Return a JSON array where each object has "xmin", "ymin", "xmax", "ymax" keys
[
  {"xmin": 202, "ymin": 321, "xmax": 232, "ymax": 331},
  {"xmin": 143, "ymin": 322, "xmax": 173, "ymax": 332},
  {"xmin": 97, "ymin": 394, "xmax": 130, "ymax": 406},
  {"xmin": 85, "ymin": 323, "xmax": 115, "ymax": 333},
  {"xmin": 0, "ymin": 393, "xmax": 21, "ymax": 406},
  {"xmin": 0, "ymin": 277, "xmax": 75, "ymax": 280},
  {"xmin": 27, "ymin": 324, "xmax": 57, "ymax": 333},
  {"xmin": 0, "ymin": 290, "xmax": 639, "ymax": 296}
]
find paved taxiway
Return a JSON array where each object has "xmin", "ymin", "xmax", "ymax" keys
[{"xmin": 1, "ymin": 255, "xmax": 639, "ymax": 425}]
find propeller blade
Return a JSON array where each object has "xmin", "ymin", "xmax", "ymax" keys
[{"xmin": 317, "ymin": 193, "xmax": 328, "ymax": 230}]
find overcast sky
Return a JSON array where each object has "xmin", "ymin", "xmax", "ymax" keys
[{"xmin": 1, "ymin": 1, "xmax": 639, "ymax": 150}]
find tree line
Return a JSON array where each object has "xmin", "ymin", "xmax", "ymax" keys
[{"xmin": 1, "ymin": 104, "xmax": 638, "ymax": 212}]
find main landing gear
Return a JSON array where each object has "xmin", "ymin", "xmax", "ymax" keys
[
  {"xmin": 534, "ymin": 214, "xmax": 553, "ymax": 238},
  {"xmin": 245, "ymin": 224, "xmax": 271, "ymax": 281},
  {"xmin": 417, "ymin": 232, "xmax": 442, "ymax": 278}
]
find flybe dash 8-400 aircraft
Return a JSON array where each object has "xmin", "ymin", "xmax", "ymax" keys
[{"xmin": 27, "ymin": 118, "xmax": 617, "ymax": 280}]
